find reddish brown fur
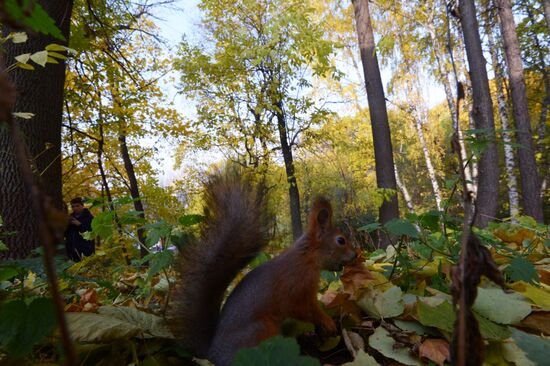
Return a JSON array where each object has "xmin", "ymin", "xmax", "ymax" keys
[{"xmin": 171, "ymin": 174, "xmax": 356, "ymax": 366}]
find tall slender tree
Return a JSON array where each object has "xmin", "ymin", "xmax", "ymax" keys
[
  {"xmin": 176, "ymin": 0, "xmax": 338, "ymax": 241},
  {"xmin": 0, "ymin": 1, "xmax": 73, "ymax": 258},
  {"xmin": 458, "ymin": 0, "xmax": 500, "ymax": 227},
  {"xmin": 486, "ymin": 24, "xmax": 520, "ymax": 221},
  {"xmin": 496, "ymin": 0, "xmax": 544, "ymax": 222},
  {"xmin": 352, "ymin": 0, "xmax": 399, "ymax": 247}
]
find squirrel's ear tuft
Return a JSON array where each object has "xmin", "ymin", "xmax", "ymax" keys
[{"xmin": 308, "ymin": 197, "xmax": 333, "ymax": 234}]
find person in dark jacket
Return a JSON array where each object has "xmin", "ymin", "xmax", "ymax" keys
[{"xmin": 65, "ymin": 197, "xmax": 95, "ymax": 261}]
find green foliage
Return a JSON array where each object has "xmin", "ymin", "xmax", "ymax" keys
[
  {"xmin": 233, "ymin": 336, "xmax": 320, "ymax": 366},
  {"xmin": 384, "ymin": 218, "xmax": 419, "ymax": 238},
  {"xmin": 5, "ymin": 0, "xmax": 65, "ymax": 40},
  {"xmin": 505, "ymin": 256, "xmax": 539, "ymax": 284},
  {"xmin": 0, "ymin": 297, "xmax": 57, "ymax": 357}
]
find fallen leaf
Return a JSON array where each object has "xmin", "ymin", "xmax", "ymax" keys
[
  {"xmin": 512, "ymin": 328, "xmax": 550, "ymax": 366},
  {"xmin": 419, "ymin": 339, "xmax": 450, "ymax": 366},
  {"xmin": 342, "ymin": 329, "xmax": 365, "ymax": 357},
  {"xmin": 341, "ymin": 252, "xmax": 373, "ymax": 299},
  {"xmin": 341, "ymin": 349, "xmax": 380, "ymax": 366},
  {"xmin": 473, "ymin": 287, "xmax": 532, "ymax": 324},
  {"xmin": 79, "ymin": 288, "xmax": 98, "ymax": 307},
  {"xmin": 368, "ymin": 326, "xmax": 421, "ymax": 366},
  {"xmin": 520, "ymin": 311, "xmax": 550, "ymax": 335},
  {"xmin": 358, "ymin": 286, "xmax": 404, "ymax": 319},
  {"xmin": 510, "ymin": 281, "xmax": 550, "ymax": 309}
]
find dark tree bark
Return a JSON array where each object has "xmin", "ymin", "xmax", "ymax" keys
[
  {"xmin": 274, "ymin": 100, "xmax": 302, "ymax": 241},
  {"xmin": 496, "ymin": 0, "xmax": 544, "ymax": 222},
  {"xmin": 0, "ymin": 1, "xmax": 73, "ymax": 258},
  {"xmin": 352, "ymin": 0, "xmax": 399, "ymax": 247},
  {"xmin": 458, "ymin": 0, "xmax": 500, "ymax": 227},
  {"xmin": 118, "ymin": 124, "xmax": 148, "ymax": 257}
]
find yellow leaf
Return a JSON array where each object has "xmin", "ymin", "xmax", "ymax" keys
[{"xmin": 511, "ymin": 281, "xmax": 550, "ymax": 309}]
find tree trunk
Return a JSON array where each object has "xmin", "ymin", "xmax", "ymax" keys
[
  {"xmin": 0, "ymin": 1, "xmax": 73, "ymax": 258},
  {"xmin": 459, "ymin": 0, "xmax": 500, "ymax": 227},
  {"xmin": 407, "ymin": 77, "xmax": 443, "ymax": 211},
  {"xmin": 544, "ymin": 0, "xmax": 550, "ymax": 34},
  {"xmin": 425, "ymin": 18, "xmax": 475, "ymax": 194},
  {"xmin": 485, "ymin": 16, "xmax": 520, "ymax": 221},
  {"xmin": 118, "ymin": 124, "xmax": 148, "ymax": 257},
  {"xmin": 274, "ymin": 100, "xmax": 302, "ymax": 241},
  {"xmin": 496, "ymin": 0, "xmax": 544, "ymax": 222},
  {"xmin": 394, "ymin": 164, "xmax": 414, "ymax": 213},
  {"xmin": 352, "ymin": 0, "xmax": 399, "ymax": 247}
]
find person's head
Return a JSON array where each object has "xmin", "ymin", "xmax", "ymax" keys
[{"xmin": 70, "ymin": 197, "xmax": 85, "ymax": 214}]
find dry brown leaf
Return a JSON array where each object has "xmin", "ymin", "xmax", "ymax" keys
[
  {"xmin": 342, "ymin": 329, "xmax": 365, "ymax": 357},
  {"xmin": 65, "ymin": 303, "xmax": 83, "ymax": 312},
  {"xmin": 79, "ymin": 288, "xmax": 98, "ymax": 306},
  {"xmin": 538, "ymin": 268, "xmax": 550, "ymax": 286},
  {"xmin": 419, "ymin": 339, "xmax": 450, "ymax": 366},
  {"xmin": 323, "ymin": 292, "xmax": 363, "ymax": 323},
  {"xmin": 520, "ymin": 311, "xmax": 550, "ymax": 335},
  {"xmin": 320, "ymin": 290, "xmax": 339, "ymax": 306},
  {"xmin": 341, "ymin": 251, "xmax": 373, "ymax": 299}
]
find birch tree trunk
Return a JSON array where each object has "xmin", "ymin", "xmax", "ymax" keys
[
  {"xmin": 459, "ymin": 0, "xmax": 500, "ymax": 227},
  {"xmin": 352, "ymin": 0, "xmax": 399, "ymax": 247},
  {"xmin": 496, "ymin": 0, "xmax": 544, "ymax": 222},
  {"xmin": 486, "ymin": 25, "xmax": 520, "ymax": 221},
  {"xmin": 408, "ymin": 78, "xmax": 443, "ymax": 211},
  {"xmin": 394, "ymin": 164, "xmax": 414, "ymax": 213},
  {"xmin": 425, "ymin": 8, "xmax": 475, "ymax": 194}
]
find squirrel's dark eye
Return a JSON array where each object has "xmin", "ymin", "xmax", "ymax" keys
[{"xmin": 336, "ymin": 236, "xmax": 346, "ymax": 245}]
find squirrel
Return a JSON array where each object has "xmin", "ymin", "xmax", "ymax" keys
[{"xmin": 169, "ymin": 171, "xmax": 358, "ymax": 366}]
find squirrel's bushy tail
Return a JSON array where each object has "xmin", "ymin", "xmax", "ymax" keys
[{"xmin": 169, "ymin": 170, "xmax": 269, "ymax": 357}]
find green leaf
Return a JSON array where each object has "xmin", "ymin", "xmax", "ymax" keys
[
  {"xmin": 368, "ymin": 327, "xmax": 421, "ymax": 365},
  {"xmin": 505, "ymin": 256, "xmax": 539, "ymax": 284},
  {"xmin": 91, "ymin": 211, "xmax": 115, "ymax": 240},
  {"xmin": 17, "ymin": 62, "xmax": 35, "ymax": 70},
  {"xmin": 0, "ymin": 266, "xmax": 19, "ymax": 281},
  {"xmin": 358, "ymin": 222, "xmax": 381, "ymax": 233},
  {"xmin": 511, "ymin": 328, "xmax": 550, "ymax": 366},
  {"xmin": 5, "ymin": 0, "xmax": 65, "ymax": 40},
  {"xmin": 118, "ymin": 210, "xmax": 146, "ymax": 226},
  {"xmin": 417, "ymin": 210, "xmax": 441, "ymax": 231},
  {"xmin": 384, "ymin": 219, "xmax": 419, "ymax": 238},
  {"xmin": 178, "ymin": 214, "xmax": 204, "ymax": 227},
  {"xmin": 358, "ymin": 286, "xmax": 405, "ymax": 319},
  {"xmin": 146, "ymin": 250, "xmax": 174, "ymax": 280},
  {"xmin": 473, "ymin": 287, "xmax": 532, "ymax": 324},
  {"xmin": 233, "ymin": 336, "xmax": 320, "ymax": 366},
  {"xmin": 416, "ymin": 300, "xmax": 454, "ymax": 333},
  {"xmin": 416, "ymin": 300, "xmax": 511, "ymax": 340},
  {"xmin": 0, "ymin": 298, "xmax": 57, "ymax": 357},
  {"xmin": 47, "ymin": 51, "xmax": 68, "ymax": 60}
]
